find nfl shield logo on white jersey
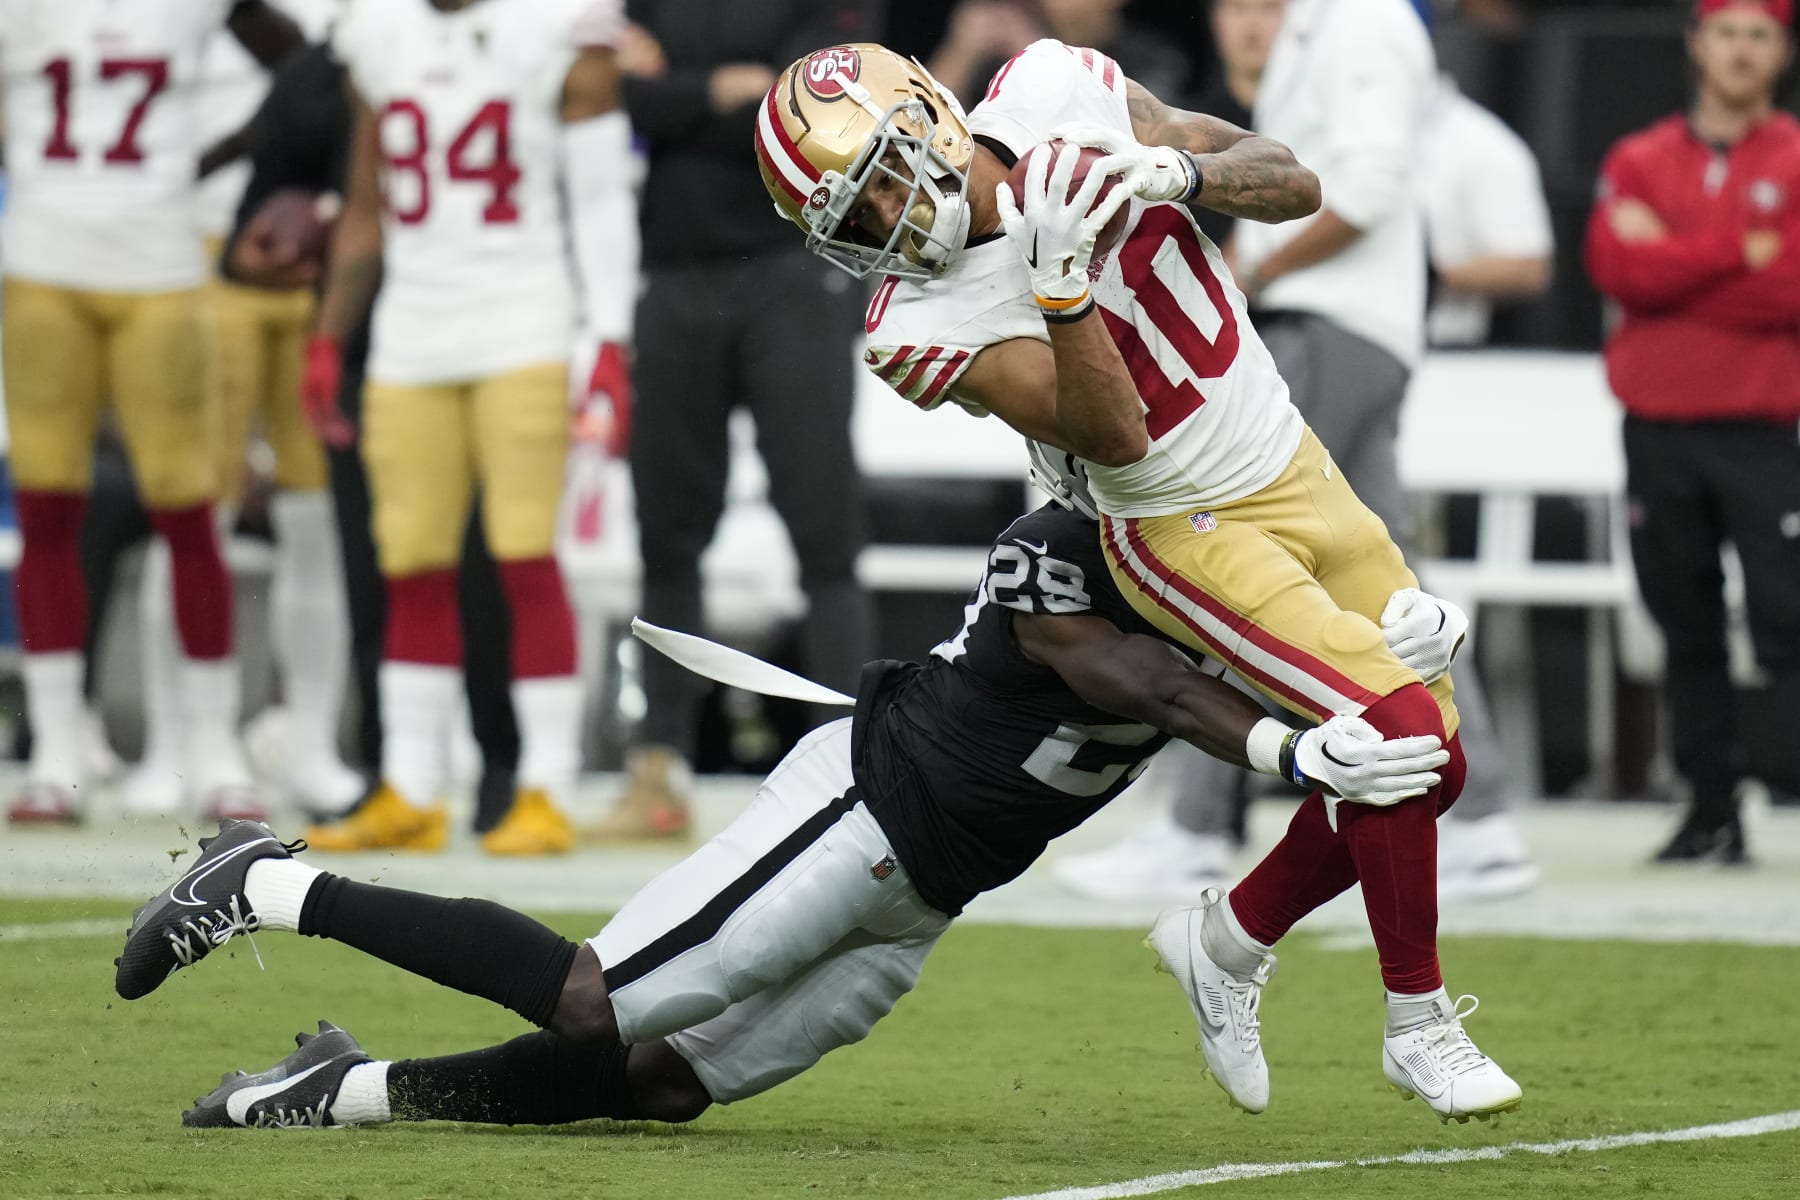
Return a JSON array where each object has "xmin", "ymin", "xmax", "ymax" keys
[{"xmin": 1189, "ymin": 511, "xmax": 1217, "ymax": 534}]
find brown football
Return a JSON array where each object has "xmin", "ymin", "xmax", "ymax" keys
[
  {"xmin": 1005, "ymin": 139, "xmax": 1130, "ymax": 262},
  {"xmin": 253, "ymin": 187, "xmax": 335, "ymax": 263}
]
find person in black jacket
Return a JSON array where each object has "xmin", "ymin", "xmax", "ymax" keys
[
  {"xmin": 219, "ymin": 42, "xmax": 521, "ymax": 834},
  {"xmin": 590, "ymin": 0, "xmax": 879, "ymax": 839}
]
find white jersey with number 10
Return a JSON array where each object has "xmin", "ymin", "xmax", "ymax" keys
[
  {"xmin": 332, "ymin": 0, "xmax": 622, "ymax": 386},
  {"xmin": 0, "ymin": 0, "xmax": 237, "ymax": 292},
  {"xmin": 863, "ymin": 39, "xmax": 1302, "ymax": 519}
]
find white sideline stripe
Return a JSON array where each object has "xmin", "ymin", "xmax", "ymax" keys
[
  {"xmin": 0, "ymin": 919, "xmax": 123, "ymax": 942},
  {"xmin": 997, "ymin": 1109, "xmax": 1800, "ymax": 1200}
]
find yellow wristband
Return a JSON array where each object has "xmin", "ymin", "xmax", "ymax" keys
[{"xmin": 1035, "ymin": 289, "xmax": 1091, "ymax": 311}]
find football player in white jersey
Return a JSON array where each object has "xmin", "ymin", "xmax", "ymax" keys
[
  {"xmin": 0, "ymin": 0, "xmax": 302, "ymax": 824},
  {"xmin": 126, "ymin": 0, "xmax": 362, "ymax": 821},
  {"xmin": 756, "ymin": 42, "xmax": 1521, "ymax": 1123},
  {"xmin": 298, "ymin": 0, "xmax": 637, "ymax": 856}
]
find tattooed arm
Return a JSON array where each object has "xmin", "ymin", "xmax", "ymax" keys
[{"xmin": 1126, "ymin": 79, "xmax": 1319, "ymax": 223}]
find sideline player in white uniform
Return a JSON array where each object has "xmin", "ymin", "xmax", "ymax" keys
[
  {"xmin": 298, "ymin": 0, "xmax": 637, "ymax": 856},
  {"xmin": 113, "ymin": 494, "xmax": 1467, "ymax": 1128},
  {"xmin": 755, "ymin": 42, "xmax": 1520, "ymax": 1122},
  {"xmin": 128, "ymin": 0, "xmax": 362, "ymax": 821},
  {"xmin": 0, "ymin": 0, "xmax": 301, "ymax": 824}
]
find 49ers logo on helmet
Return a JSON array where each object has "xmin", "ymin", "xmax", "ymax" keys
[{"xmin": 802, "ymin": 47, "xmax": 861, "ymax": 100}]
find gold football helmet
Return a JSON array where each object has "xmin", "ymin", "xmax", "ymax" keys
[{"xmin": 755, "ymin": 44, "xmax": 975, "ymax": 280}]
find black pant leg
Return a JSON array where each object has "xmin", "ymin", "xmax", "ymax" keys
[
  {"xmin": 330, "ymin": 358, "xmax": 384, "ymax": 769},
  {"xmin": 740, "ymin": 253, "xmax": 872, "ymax": 698},
  {"xmin": 461, "ymin": 500, "xmax": 518, "ymax": 830},
  {"xmin": 628, "ymin": 263, "xmax": 735, "ymax": 758},
  {"xmin": 1624, "ymin": 418, "xmax": 1740, "ymax": 814},
  {"xmin": 1710, "ymin": 421, "xmax": 1800, "ymax": 793},
  {"xmin": 79, "ymin": 436, "xmax": 151, "ymax": 699}
]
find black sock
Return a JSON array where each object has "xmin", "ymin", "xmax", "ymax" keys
[
  {"xmin": 387, "ymin": 1031, "xmax": 644, "ymax": 1125},
  {"xmin": 298, "ymin": 876, "xmax": 578, "ymax": 1028}
]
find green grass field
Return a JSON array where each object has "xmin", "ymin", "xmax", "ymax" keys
[{"xmin": 3, "ymin": 895, "xmax": 1798, "ymax": 1199}]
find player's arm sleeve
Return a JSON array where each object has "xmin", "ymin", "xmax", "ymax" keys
[
  {"xmin": 1310, "ymin": 13, "xmax": 1429, "ymax": 231},
  {"xmin": 1583, "ymin": 146, "xmax": 1746, "ymax": 312},
  {"xmin": 562, "ymin": 111, "xmax": 639, "ymax": 341},
  {"xmin": 1014, "ymin": 613, "xmax": 1259, "ymax": 769},
  {"xmin": 865, "ymin": 342, "xmax": 982, "ymax": 412}
]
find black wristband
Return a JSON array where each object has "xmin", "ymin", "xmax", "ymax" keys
[
  {"xmin": 1179, "ymin": 149, "xmax": 1205, "ymax": 204},
  {"xmin": 1278, "ymin": 730, "xmax": 1312, "ymax": 788},
  {"xmin": 1041, "ymin": 294, "xmax": 1096, "ymax": 324}
]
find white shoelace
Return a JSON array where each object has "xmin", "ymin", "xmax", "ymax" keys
[
  {"xmin": 251, "ymin": 1095, "xmax": 333, "ymax": 1129},
  {"xmin": 167, "ymin": 895, "xmax": 265, "ymax": 971},
  {"xmin": 1424, "ymin": 994, "xmax": 1490, "ymax": 1076},
  {"xmin": 1221, "ymin": 957, "xmax": 1275, "ymax": 1053}
]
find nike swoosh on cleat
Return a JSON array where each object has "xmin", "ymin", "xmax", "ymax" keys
[
  {"xmin": 170, "ymin": 839, "xmax": 277, "ymax": 908},
  {"xmin": 225, "ymin": 1061, "xmax": 330, "ymax": 1125}
]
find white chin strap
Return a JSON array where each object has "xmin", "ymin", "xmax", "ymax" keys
[{"xmin": 909, "ymin": 178, "xmax": 970, "ymax": 271}]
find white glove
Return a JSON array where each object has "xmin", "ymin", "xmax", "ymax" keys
[
  {"xmin": 1380, "ymin": 588, "xmax": 1470, "ymax": 684},
  {"xmin": 1294, "ymin": 714, "xmax": 1447, "ymax": 809},
  {"xmin": 1056, "ymin": 121, "xmax": 1201, "ymax": 204},
  {"xmin": 994, "ymin": 142, "xmax": 1137, "ymax": 308}
]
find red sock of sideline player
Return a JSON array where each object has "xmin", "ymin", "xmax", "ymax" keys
[
  {"xmin": 497, "ymin": 556, "xmax": 577, "ymax": 679},
  {"xmin": 13, "ymin": 491, "xmax": 89, "ymax": 652},
  {"xmin": 150, "ymin": 503, "xmax": 233, "ymax": 659}
]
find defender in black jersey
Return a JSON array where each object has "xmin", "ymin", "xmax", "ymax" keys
[{"xmin": 117, "ymin": 505, "xmax": 1459, "ymax": 1130}]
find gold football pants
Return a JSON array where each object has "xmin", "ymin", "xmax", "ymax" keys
[
  {"xmin": 360, "ymin": 362, "xmax": 570, "ymax": 574},
  {"xmin": 203, "ymin": 255, "xmax": 326, "ymax": 502},
  {"xmin": 1102, "ymin": 428, "xmax": 1458, "ymax": 734},
  {"xmin": 2, "ymin": 276, "xmax": 215, "ymax": 507}
]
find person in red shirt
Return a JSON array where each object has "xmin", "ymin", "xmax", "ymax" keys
[{"xmin": 1585, "ymin": 0, "xmax": 1800, "ymax": 864}]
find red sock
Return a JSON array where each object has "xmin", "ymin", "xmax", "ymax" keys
[
  {"xmin": 13, "ymin": 491, "xmax": 89, "ymax": 653},
  {"xmin": 1229, "ymin": 789, "xmax": 1359, "ymax": 945},
  {"xmin": 497, "ymin": 556, "xmax": 577, "ymax": 679},
  {"xmin": 1338, "ymin": 683, "xmax": 1447, "ymax": 994},
  {"xmin": 149, "ymin": 504, "xmax": 234, "ymax": 660},
  {"xmin": 385, "ymin": 569, "xmax": 461, "ymax": 666},
  {"xmin": 1229, "ymin": 688, "xmax": 1462, "ymax": 993}
]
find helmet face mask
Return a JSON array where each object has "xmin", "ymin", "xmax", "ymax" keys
[
  {"xmin": 805, "ymin": 98, "xmax": 972, "ymax": 281},
  {"xmin": 757, "ymin": 45, "xmax": 976, "ymax": 282}
]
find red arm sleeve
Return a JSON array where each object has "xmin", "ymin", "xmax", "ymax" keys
[{"xmin": 1584, "ymin": 147, "xmax": 1747, "ymax": 313}]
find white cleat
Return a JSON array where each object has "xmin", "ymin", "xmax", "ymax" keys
[
  {"xmin": 1145, "ymin": 893, "xmax": 1273, "ymax": 1114},
  {"xmin": 1383, "ymin": 994, "xmax": 1523, "ymax": 1124}
]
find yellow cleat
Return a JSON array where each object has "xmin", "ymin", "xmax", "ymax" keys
[
  {"xmin": 480, "ymin": 788, "xmax": 575, "ymax": 857},
  {"xmin": 583, "ymin": 747, "xmax": 693, "ymax": 843},
  {"xmin": 303, "ymin": 783, "xmax": 447, "ymax": 853}
]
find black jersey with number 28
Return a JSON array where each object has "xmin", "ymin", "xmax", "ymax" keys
[{"xmin": 851, "ymin": 502, "xmax": 1215, "ymax": 916}]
